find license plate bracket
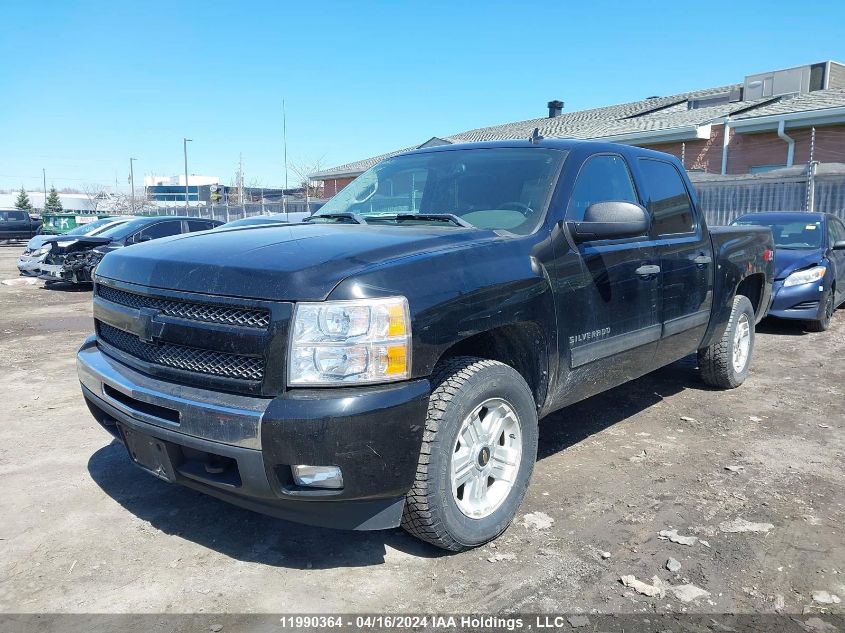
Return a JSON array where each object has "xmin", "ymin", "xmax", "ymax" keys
[{"xmin": 119, "ymin": 424, "xmax": 177, "ymax": 483}]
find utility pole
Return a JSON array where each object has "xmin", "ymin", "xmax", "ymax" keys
[
  {"xmin": 239, "ymin": 152, "xmax": 244, "ymax": 205},
  {"xmin": 42, "ymin": 168, "xmax": 46, "ymax": 211},
  {"xmin": 183, "ymin": 138, "xmax": 192, "ymax": 212},
  {"xmin": 806, "ymin": 127, "xmax": 817, "ymax": 213},
  {"xmin": 129, "ymin": 158, "xmax": 137, "ymax": 213}
]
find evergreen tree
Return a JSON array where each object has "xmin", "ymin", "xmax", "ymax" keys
[
  {"xmin": 44, "ymin": 187, "xmax": 63, "ymax": 213},
  {"xmin": 14, "ymin": 187, "xmax": 32, "ymax": 211}
]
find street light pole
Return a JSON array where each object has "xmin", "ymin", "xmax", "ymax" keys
[
  {"xmin": 129, "ymin": 158, "xmax": 137, "ymax": 213},
  {"xmin": 183, "ymin": 138, "xmax": 192, "ymax": 212}
]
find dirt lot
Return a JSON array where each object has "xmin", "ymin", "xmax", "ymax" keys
[{"xmin": 0, "ymin": 242, "xmax": 843, "ymax": 619}]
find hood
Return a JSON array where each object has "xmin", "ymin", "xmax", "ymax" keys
[
  {"xmin": 44, "ymin": 235, "xmax": 112, "ymax": 253},
  {"xmin": 26, "ymin": 235, "xmax": 49, "ymax": 251},
  {"xmin": 773, "ymin": 248, "xmax": 824, "ymax": 280},
  {"xmin": 95, "ymin": 223, "xmax": 497, "ymax": 301}
]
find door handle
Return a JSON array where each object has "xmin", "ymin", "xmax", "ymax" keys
[
  {"xmin": 635, "ymin": 264, "xmax": 661, "ymax": 279},
  {"xmin": 693, "ymin": 255, "xmax": 712, "ymax": 266}
]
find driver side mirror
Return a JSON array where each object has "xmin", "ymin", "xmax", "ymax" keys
[
  {"xmin": 833, "ymin": 239, "xmax": 845, "ymax": 251},
  {"xmin": 567, "ymin": 201, "xmax": 650, "ymax": 243}
]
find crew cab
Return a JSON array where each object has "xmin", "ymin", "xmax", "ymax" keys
[
  {"xmin": 0, "ymin": 209, "xmax": 41, "ymax": 241},
  {"xmin": 77, "ymin": 140, "xmax": 774, "ymax": 550},
  {"xmin": 40, "ymin": 216, "xmax": 222, "ymax": 284}
]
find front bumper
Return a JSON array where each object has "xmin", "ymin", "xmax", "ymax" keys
[
  {"xmin": 77, "ymin": 337, "xmax": 430, "ymax": 530},
  {"xmin": 767, "ymin": 279, "xmax": 827, "ymax": 321},
  {"xmin": 17, "ymin": 253, "xmax": 47, "ymax": 276},
  {"xmin": 38, "ymin": 262, "xmax": 70, "ymax": 281}
]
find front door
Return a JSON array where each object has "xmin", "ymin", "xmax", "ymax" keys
[
  {"xmin": 548, "ymin": 152, "xmax": 661, "ymax": 408},
  {"xmin": 829, "ymin": 217, "xmax": 845, "ymax": 306},
  {"xmin": 636, "ymin": 158, "xmax": 713, "ymax": 366}
]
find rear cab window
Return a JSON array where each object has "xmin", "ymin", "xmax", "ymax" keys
[{"xmin": 637, "ymin": 159, "xmax": 697, "ymax": 236}]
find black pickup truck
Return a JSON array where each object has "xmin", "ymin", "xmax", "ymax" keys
[
  {"xmin": 0, "ymin": 209, "xmax": 41, "ymax": 240},
  {"xmin": 77, "ymin": 140, "xmax": 774, "ymax": 551}
]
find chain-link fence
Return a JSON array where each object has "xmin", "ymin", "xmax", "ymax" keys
[{"xmin": 692, "ymin": 163, "xmax": 845, "ymax": 226}]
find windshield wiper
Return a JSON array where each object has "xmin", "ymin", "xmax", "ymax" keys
[
  {"xmin": 305, "ymin": 212, "xmax": 368, "ymax": 224},
  {"xmin": 391, "ymin": 213, "xmax": 473, "ymax": 228}
]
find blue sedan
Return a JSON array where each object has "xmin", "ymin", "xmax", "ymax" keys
[{"xmin": 732, "ymin": 212, "xmax": 845, "ymax": 331}]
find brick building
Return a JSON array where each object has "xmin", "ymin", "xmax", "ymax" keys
[{"xmin": 311, "ymin": 61, "xmax": 845, "ymax": 189}]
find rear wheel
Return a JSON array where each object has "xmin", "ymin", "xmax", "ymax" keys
[
  {"xmin": 401, "ymin": 357, "xmax": 538, "ymax": 551},
  {"xmin": 699, "ymin": 295, "xmax": 755, "ymax": 389},
  {"xmin": 806, "ymin": 287, "xmax": 835, "ymax": 332}
]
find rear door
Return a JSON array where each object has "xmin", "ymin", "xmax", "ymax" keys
[{"xmin": 636, "ymin": 158, "xmax": 713, "ymax": 365}]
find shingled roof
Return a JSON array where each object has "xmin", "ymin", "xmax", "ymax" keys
[{"xmin": 311, "ymin": 83, "xmax": 845, "ymax": 180}]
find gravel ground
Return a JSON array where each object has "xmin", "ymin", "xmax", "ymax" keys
[{"xmin": 0, "ymin": 242, "xmax": 843, "ymax": 619}]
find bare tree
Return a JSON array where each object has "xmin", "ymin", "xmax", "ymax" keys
[
  {"xmin": 110, "ymin": 189, "xmax": 157, "ymax": 215},
  {"xmin": 289, "ymin": 156, "xmax": 327, "ymax": 203},
  {"xmin": 81, "ymin": 183, "xmax": 110, "ymax": 212}
]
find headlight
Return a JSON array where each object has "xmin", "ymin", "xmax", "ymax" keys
[
  {"xmin": 288, "ymin": 296, "xmax": 411, "ymax": 386},
  {"xmin": 783, "ymin": 265, "xmax": 826, "ymax": 287},
  {"xmin": 34, "ymin": 244, "xmax": 51, "ymax": 256}
]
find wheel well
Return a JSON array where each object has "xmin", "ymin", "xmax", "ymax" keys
[
  {"xmin": 736, "ymin": 273, "xmax": 765, "ymax": 318},
  {"xmin": 438, "ymin": 324, "xmax": 548, "ymax": 410}
]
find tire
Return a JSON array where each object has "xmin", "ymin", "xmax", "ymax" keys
[
  {"xmin": 698, "ymin": 295, "xmax": 755, "ymax": 389},
  {"xmin": 805, "ymin": 287, "xmax": 835, "ymax": 332},
  {"xmin": 401, "ymin": 356, "xmax": 538, "ymax": 551}
]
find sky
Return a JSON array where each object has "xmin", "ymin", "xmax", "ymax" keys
[{"xmin": 2, "ymin": 0, "xmax": 844, "ymax": 192}]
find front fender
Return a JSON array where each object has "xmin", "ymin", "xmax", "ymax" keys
[{"xmin": 327, "ymin": 239, "xmax": 558, "ymax": 382}]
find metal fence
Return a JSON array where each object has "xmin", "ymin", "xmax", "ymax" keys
[
  {"xmin": 692, "ymin": 164, "xmax": 845, "ymax": 226},
  {"xmin": 133, "ymin": 200, "xmax": 325, "ymax": 223},
  {"xmin": 132, "ymin": 170, "xmax": 845, "ymax": 228}
]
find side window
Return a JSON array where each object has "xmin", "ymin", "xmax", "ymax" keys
[
  {"xmin": 187, "ymin": 220, "xmax": 215, "ymax": 232},
  {"xmin": 135, "ymin": 220, "xmax": 182, "ymax": 242},
  {"xmin": 566, "ymin": 154, "xmax": 638, "ymax": 221},
  {"xmin": 637, "ymin": 159, "xmax": 696, "ymax": 236},
  {"xmin": 2, "ymin": 210, "xmax": 27, "ymax": 222},
  {"xmin": 832, "ymin": 219, "xmax": 845, "ymax": 243}
]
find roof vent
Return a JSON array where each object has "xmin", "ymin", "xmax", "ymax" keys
[{"xmin": 547, "ymin": 100, "xmax": 564, "ymax": 118}]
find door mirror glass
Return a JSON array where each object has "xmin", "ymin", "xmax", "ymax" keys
[
  {"xmin": 833, "ymin": 239, "xmax": 845, "ymax": 251},
  {"xmin": 568, "ymin": 201, "xmax": 650, "ymax": 243}
]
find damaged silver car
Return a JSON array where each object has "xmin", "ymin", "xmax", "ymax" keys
[{"xmin": 17, "ymin": 217, "xmax": 131, "ymax": 277}]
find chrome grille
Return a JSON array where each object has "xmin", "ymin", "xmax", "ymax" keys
[
  {"xmin": 96, "ymin": 284, "xmax": 271, "ymax": 329},
  {"xmin": 98, "ymin": 322, "xmax": 264, "ymax": 382}
]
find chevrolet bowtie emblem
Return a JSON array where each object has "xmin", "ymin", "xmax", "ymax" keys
[{"xmin": 138, "ymin": 307, "xmax": 160, "ymax": 343}]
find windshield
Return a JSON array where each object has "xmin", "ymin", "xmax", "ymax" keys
[
  {"xmin": 315, "ymin": 147, "xmax": 566, "ymax": 234},
  {"xmin": 733, "ymin": 217, "xmax": 823, "ymax": 249},
  {"xmin": 65, "ymin": 218, "xmax": 123, "ymax": 236}
]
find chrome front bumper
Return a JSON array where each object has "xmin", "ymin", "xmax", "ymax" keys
[{"xmin": 77, "ymin": 336, "xmax": 267, "ymax": 449}]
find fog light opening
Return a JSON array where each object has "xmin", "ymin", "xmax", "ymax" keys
[{"xmin": 291, "ymin": 465, "xmax": 344, "ymax": 489}]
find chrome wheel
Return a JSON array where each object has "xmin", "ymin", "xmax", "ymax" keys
[
  {"xmin": 451, "ymin": 398, "xmax": 522, "ymax": 519},
  {"xmin": 732, "ymin": 313, "xmax": 751, "ymax": 373}
]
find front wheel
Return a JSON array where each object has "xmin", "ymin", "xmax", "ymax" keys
[
  {"xmin": 805, "ymin": 287, "xmax": 835, "ymax": 332},
  {"xmin": 401, "ymin": 357, "xmax": 538, "ymax": 551},
  {"xmin": 698, "ymin": 295, "xmax": 756, "ymax": 389}
]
